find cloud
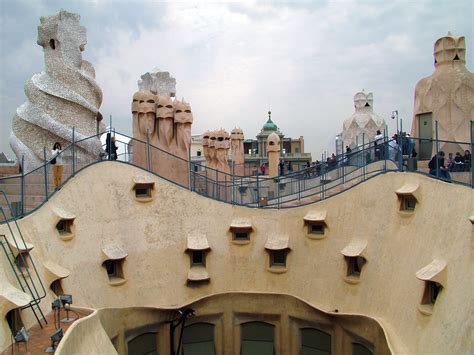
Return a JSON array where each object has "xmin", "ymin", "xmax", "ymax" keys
[{"xmin": 0, "ymin": 0, "xmax": 472, "ymax": 160}]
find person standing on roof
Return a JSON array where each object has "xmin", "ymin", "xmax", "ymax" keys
[
  {"xmin": 51, "ymin": 142, "xmax": 63, "ymax": 190},
  {"xmin": 374, "ymin": 130, "xmax": 384, "ymax": 160},
  {"xmin": 428, "ymin": 151, "xmax": 451, "ymax": 181}
]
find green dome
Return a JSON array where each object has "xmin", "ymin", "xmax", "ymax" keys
[
  {"xmin": 262, "ymin": 112, "xmax": 278, "ymax": 131},
  {"xmin": 262, "ymin": 118, "xmax": 277, "ymax": 131}
]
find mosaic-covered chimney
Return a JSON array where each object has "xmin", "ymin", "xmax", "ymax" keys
[{"xmin": 10, "ymin": 10, "xmax": 104, "ymax": 172}]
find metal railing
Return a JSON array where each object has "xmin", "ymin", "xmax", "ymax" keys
[
  {"xmin": 0, "ymin": 125, "xmax": 472, "ymax": 222},
  {"xmin": 0, "ymin": 191, "xmax": 48, "ymax": 328}
]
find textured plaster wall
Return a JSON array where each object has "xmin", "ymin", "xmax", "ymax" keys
[
  {"xmin": 0, "ymin": 162, "xmax": 472, "ymax": 353},
  {"xmin": 55, "ymin": 309, "xmax": 117, "ymax": 354}
]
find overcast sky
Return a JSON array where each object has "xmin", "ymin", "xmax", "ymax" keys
[{"xmin": 0, "ymin": 0, "xmax": 472, "ymax": 160}]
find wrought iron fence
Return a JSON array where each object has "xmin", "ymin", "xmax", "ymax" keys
[{"xmin": 0, "ymin": 126, "xmax": 472, "ymax": 223}]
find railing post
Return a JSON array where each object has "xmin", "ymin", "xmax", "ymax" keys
[
  {"xmin": 72, "ymin": 126, "xmax": 76, "ymax": 176},
  {"xmin": 43, "ymin": 147, "xmax": 48, "ymax": 201},
  {"xmin": 21, "ymin": 155, "xmax": 25, "ymax": 217},
  {"xmin": 107, "ymin": 129, "xmax": 111, "ymax": 161},
  {"xmin": 362, "ymin": 133, "xmax": 366, "ymax": 181},
  {"xmin": 321, "ymin": 153, "xmax": 325, "ymax": 200},
  {"xmin": 217, "ymin": 172, "xmax": 221, "ymax": 200},
  {"xmin": 232, "ymin": 162, "xmax": 235, "ymax": 205},
  {"xmin": 399, "ymin": 119, "xmax": 403, "ymax": 171},
  {"xmin": 277, "ymin": 175, "xmax": 281, "ymax": 209},
  {"xmin": 110, "ymin": 124, "xmax": 114, "ymax": 162},
  {"xmin": 302, "ymin": 165, "xmax": 305, "ymax": 191},
  {"xmin": 146, "ymin": 129, "xmax": 151, "ymax": 172},
  {"xmin": 298, "ymin": 170, "xmax": 301, "ymax": 201},
  {"xmin": 340, "ymin": 139, "xmax": 344, "ymax": 181},
  {"xmin": 188, "ymin": 146, "xmax": 192, "ymax": 191},
  {"xmin": 214, "ymin": 171, "xmax": 218, "ymax": 200},
  {"xmin": 341, "ymin": 138, "xmax": 346, "ymax": 184},
  {"xmin": 225, "ymin": 174, "xmax": 227, "ymax": 202},
  {"xmin": 471, "ymin": 120, "xmax": 473, "ymax": 188},
  {"xmin": 384, "ymin": 126, "xmax": 387, "ymax": 172},
  {"xmin": 256, "ymin": 173, "xmax": 260, "ymax": 207},
  {"xmin": 205, "ymin": 168, "xmax": 208, "ymax": 196},
  {"xmin": 435, "ymin": 120, "xmax": 439, "ymax": 178},
  {"xmin": 343, "ymin": 161, "xmax": 346, "ymax": 184}
]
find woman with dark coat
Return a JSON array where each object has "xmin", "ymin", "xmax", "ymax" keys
[{"xmin": 106, "ymin": 133, "xmax": 118, "ymax": 160}]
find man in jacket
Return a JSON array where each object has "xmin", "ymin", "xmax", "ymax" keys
[{"xmin": 428, "ymin": 151, "xmax": 451, "ymax": 181}]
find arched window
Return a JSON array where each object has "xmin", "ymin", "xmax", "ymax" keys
[
  {"xmin": 241, "ymin": 321, "xmax": 274, "ymax": 355},
  {"xmin": 127, "ymin": 332, "xmax": 157, "ymax": 355},
  {"xmin": 352, "ymin": 343, "xmax": 373, "ymax": 355},
  {"xmin": 300, "ymin": 328, "xmax": 331, "ymax": 355},
  {"xmin": 182, "ymin": 323, "xmax": 215, "ymax": 354}
]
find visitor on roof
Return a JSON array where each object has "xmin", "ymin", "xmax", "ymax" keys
[
  {"xmin": 464, "ymin": 150, "xmax": 471, "ymax": 170},
  {"xmin": 389, "ymin": 134, "xmax": 399, "ymax": 162},
  {"xmin": 447, "ymin": 152, "xmax": 455, "ymax": 171},
  {"xmin": 51, "ymin": 142, "xmax": 63, "ymax": 190},
  {"xmin": 374, "ymin": 130, "xmax": 384, "ymax": 160},
  {"xmin": 428, "ymin": 151, "xmax": 451, "ymax": 181},
  {"xmin": 106, "ymin": 133, "xmax": 118, "ymax": 160}
]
